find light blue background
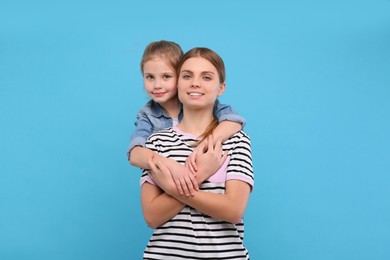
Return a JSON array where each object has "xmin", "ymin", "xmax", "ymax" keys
[{"xmin": 1, "ymin": 1, "xmax": 389, "ymax": 259}]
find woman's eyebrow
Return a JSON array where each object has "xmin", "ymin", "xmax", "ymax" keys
[
  {"xmin": 180, "ymin": 70, "xmax": 193, "ymax": 73},
  {"xmin": 201, "ymin": 71, "xmax": 215, "ymax": 75},
  {"xmin": 180, "ymin": 70, "xmax": 215, "ymax": 75}
]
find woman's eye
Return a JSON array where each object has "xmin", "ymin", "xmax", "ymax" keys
[
  {"xmin": 203, "ymin": 76, "xmax": 212, "ymax": 81},
  {"xmin": 182, "ymin": 74, "xmax": 191, "ymax": 79}
]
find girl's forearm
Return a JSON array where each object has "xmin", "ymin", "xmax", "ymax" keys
[
  {"xmin": 129, "ymin": 146, "xmax": 161, "ymax": 169},
  {"xmin": 213, "ymin": 121, "xmax": 241, "ymax": 142}
]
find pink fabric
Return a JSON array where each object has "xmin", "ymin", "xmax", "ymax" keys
[
  {"xmin": 207, "ymin": 157, "xmax": 230, "ymax": 182},
  {"xmin": 140, "ymin": 175, "xmax": 156, "ymax": 186}
]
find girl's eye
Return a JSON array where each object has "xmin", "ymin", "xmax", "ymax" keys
[
  {"xmin": 163, "ymin": 75, "xmax": 173, "ymax": 80},
  {"xmin": 145, "ymin": 75, "xmax": 154, "ymax": 80}
]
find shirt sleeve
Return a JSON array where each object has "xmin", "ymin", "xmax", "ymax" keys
[
  {"xmin": 214, "ymin": 101, "xmax": 247, "ymax": 127},
  {"xmin": 126, "ymin": 108, "xmax": 154, "ymax": 158},
  {"xmin": 226, "ymin": 132, "xmax": 254, "ymax": 190},
  {"xmin": 139, "ymin": 138, "xmax": 157, "ymax": 186}
]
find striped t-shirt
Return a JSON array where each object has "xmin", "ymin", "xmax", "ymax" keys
[{"xmin": 141, "ymin": 126, "xmax": 254, "ymax": 260}]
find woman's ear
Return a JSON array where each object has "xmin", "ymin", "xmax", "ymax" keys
[{"xmin": 217, "ymin": 82, "xmax": 226, "ymax": 96}]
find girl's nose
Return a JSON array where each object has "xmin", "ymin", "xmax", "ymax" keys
[{"xmin": 154, "ymin": 79, "xmax": 162, "ymax": 88}]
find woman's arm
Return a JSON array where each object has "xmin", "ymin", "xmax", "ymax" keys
[
  {"xmin": 149, "ymin": 132, "xmax": 253, "ymax": 224},
  {"xmin": 148, "ymin": 160, "xmax": 251, "ymax": 224},
  {"xmin": 177, "ymin": 180, "xmax": 251, "ymax": 224},
  {"xmin": 141, "ymin": 163, "xmax": 209, "ymax": 229},
  {"xmin": 141, "ymin": 183, "xmax": 185, "ymax": 229},
  {"xmin": 141, "ymin": 138, "xmax": 227, "ymax": 228}
]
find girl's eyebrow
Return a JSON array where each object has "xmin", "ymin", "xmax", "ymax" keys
[{"xmin": 144, "ymin": 71, "xmax": 174, "ymax": 75}]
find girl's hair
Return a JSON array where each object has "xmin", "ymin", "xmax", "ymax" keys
[
  {"xmin": 177, "ymin": 47, "xmax": 226, "ymax": 145},
  {"xmin": 140, "ymin": 40, "xmax": 183, "ymax": 73}
]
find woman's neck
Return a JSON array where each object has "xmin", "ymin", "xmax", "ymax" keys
[{"xmin": 177, "ymin": 108, "xmax": 214, "ymax": 137}]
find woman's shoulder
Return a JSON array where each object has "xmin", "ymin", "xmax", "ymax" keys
[
  {"xmin": 223, "ymin": 130, "xmax": 251, "ymax": 150},
  {"xmin": 227, "ymin": 130, "xmax": 251, "ymax": 142},
  {"xmin": 147, "ymin": 127, "xmax": 177, "ymax": 140}
]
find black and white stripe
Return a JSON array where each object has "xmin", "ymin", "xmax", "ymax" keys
[{"xmin": 141, "ymin": 128, "xmax": 253, "ymax": 260}]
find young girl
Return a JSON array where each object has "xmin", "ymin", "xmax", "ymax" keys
[
  {"xmin": 128, "ymin": 41, "xmax": 246, "ymax": 196},
  {"xmin": 141, "ymin": 47, "xmax": 253, "ymax": 259}
]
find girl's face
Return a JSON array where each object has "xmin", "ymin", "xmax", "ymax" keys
[
  {"xmin": 177, "ymin": 57, "xmax": 225, "ymax": 110},
  {"xmin": 143, "ymin": 58, "xmax": 178, "ymax": 105}
]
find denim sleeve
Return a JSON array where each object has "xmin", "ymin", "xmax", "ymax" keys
[
  {"xmin": 214, "ymin": 101, "xmax": 246, "ymax": 127},
  {"xmin": 126, "ymin": 109, "xmax": 154, "ymax": 158}
]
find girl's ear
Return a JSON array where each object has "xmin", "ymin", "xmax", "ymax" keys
[{"xmin": 217, "ymin": 82, "xmax": 226, "ymax": 96}]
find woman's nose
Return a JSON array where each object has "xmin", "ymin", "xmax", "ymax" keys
[{"xmin": 191, "ymin": 79, "xmax": 200, "ymax": 88}]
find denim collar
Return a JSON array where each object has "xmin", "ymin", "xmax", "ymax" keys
[{"xmin": 150, "ymin": 100, "xmax": 183, "ymax": 120}]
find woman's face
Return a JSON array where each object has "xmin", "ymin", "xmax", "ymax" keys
[{"xmin": 177, "ymin": 57, "xmax": 226, "ymax": 110}]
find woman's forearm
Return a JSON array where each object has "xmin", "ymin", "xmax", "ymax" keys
[
  {"xmin": 141, "ymin": 183, "xmax": 185, "ymax": 229},
  {"xmin": 169, "ymin": 180, "xmax": 251, "ymax": 224}
]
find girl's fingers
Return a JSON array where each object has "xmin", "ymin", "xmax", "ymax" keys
[
  {"xmin": 214, "ymin": 138, "xmax": 223, "ymax": 153},
  {"xmin": 220, "ymin": 150, "xmax": 228, "ymax": 163},
  {"xmin": 148, "ymin": 158, "xmax": 158, "ymax": 172},
  {"xmin": 208, "ymin": 135, "xmax": 214, "ymax": 151}
]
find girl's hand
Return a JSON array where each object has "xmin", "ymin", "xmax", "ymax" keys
[
  {"xmin": 194, "ymin": 136, "xmax": 228, "ymax": 182},
  {"xmin": 147, "ymin": 158, "xmax": 176, "ymax": 196},
  {"xmin": 158, "ymin": 157, "xmax": 198, "ymax": 197},
  {"xmin": 185, "ymin": 141, "xmax": 207, "ymax": 175}
]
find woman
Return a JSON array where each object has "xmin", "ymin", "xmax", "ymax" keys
[{"xmin": 140, "ymin": 47, "xmax": 254, "ymax": 259}]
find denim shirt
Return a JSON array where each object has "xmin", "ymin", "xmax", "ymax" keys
[{"xmin": 126, "ymin": 99, "xmax": 246, "ymax": 157}]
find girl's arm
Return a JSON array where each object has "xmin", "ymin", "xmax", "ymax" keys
[
  {"xmin": 129, "ymin": 107, "xmax": 198, "ymax": 196},
  {"xmin": 141, "ymin": 137, "xmax": 227, "ymax": 228},
  {"xmin": 214, "ymin": 100, "xmax": 246, "ymax": 127},
  {"xmin": 186, "ymin": 102, "xmax": 245, "ymax": 172},
  {"xmin": 128, "ymin": 105, "xmax": 155, "ymax": 166},
  {"xmin": 146, "ymin": 133, "xmax": 253, "ymax": 225},
  {"xmin": 213, "ymin": 120, "xmax": 242, "ymax": 142},
  {"xmin": 133, "ymin": 147, "xmax": 198, "ymax": 196},
  {"xmin": 130, "ymin": 146, "xmax": 157, "ymax": 169}
]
